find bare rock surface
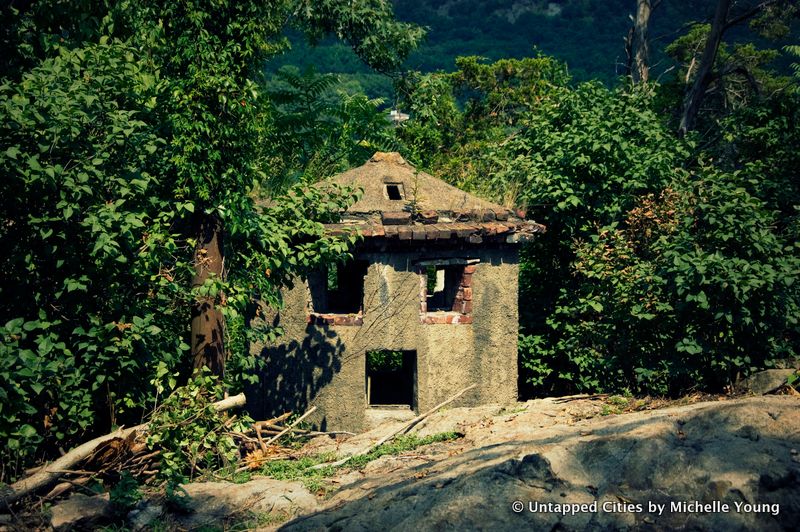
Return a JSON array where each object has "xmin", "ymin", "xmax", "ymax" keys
[
  {"xmin": 39, "ymin": 394, "xmax": 800, "ymax": 531},
  {"xmin": 282, "ymin": 395, "xmax": 800, "ymax": 532},
  {"xmin": 174, "ymin": 478, "xmax": 317, "ymax": 529},
  {"xmin": 736, "ymin": 369, "xmax": 797, "ymax": 395},
  {"xmin": 49, "ymin": 493, "xmax": 111, "ymax": 531}
]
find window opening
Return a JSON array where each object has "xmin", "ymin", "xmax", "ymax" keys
[
  {"xmin": 426, "ymin": 264, "xmax": 464, "ymax": 312},
  {"xmin": 366, "ymin": 350, "xmax": 416, "ymax": 407},
  {"xmin": 310, "ymin": 260, "xmax": 368, "ymax": 314},
  {"xmin": 385, "ymin": 183, "xmax": 404, "ymax": 200}
]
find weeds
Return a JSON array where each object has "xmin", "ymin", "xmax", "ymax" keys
[
  {"xmin": 345, "ymin": 432, "xmax": 460, "ymax": 468},
  {"xmin": 255, "ymin": 432, "xmax": 461, "ymax": 493},
  {"xmin": 228, "ymin": 510, "xmax": 292, "ymax": 530},
  {"xmin": 600, "ymin": 395, "xmax": 631, "ymax": 416}
]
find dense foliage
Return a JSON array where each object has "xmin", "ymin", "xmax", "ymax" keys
[
  {"xmin": 145, "ymin": 369, "xmax": 250, "ymax": 488},
  {"xmin": 396, "ymin": 42, "xmax": 799, "ymax": 396},
  {"xmin": 0, "ymin": 0, "xmax": 419, "ymax": 482},
  {"xmin": 271, "ymin": 0, "xmax": 797, "ymax": 100},
  {"xmin": 263, "ymin": 66, "xmax": 397, "ymax": 189},
  {"xmin": 1, "ymin": 0, "xmax": 798, "ymax": 488}
]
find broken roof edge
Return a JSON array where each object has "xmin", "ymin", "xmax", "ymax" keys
[{"xmin": 324, "ymin": 219, "xmax": 546, "ymax": 245}]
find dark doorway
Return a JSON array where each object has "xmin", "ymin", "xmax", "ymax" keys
[{"xmin": 366, "ymin": 350, "xmax": 416, "ymax": 407}]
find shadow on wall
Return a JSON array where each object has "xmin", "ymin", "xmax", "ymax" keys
[{"xmin": 245, "ymin": 320, "xmax": 344, "ymax": 430}]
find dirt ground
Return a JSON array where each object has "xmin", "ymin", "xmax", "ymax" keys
[
  {"xmin": 16, "ymin": 391, "xmax": 800, "ymax": 531},
  {"xmin": 282, "ymin": 392, "xmax": 800, "ymax": 531}
]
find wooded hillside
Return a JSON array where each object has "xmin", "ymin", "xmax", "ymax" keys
[{"xmin": 1, "ymin": 0, "xmax": 798, "ymax": 520}]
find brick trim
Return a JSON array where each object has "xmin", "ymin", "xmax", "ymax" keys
[
  {"xmin": 307, "ymin": 313, "xmax": 364, "ymax": 326},
  {"xmin": 417, "ymin": 262, "xmax": 475, "ymax": 325},
  {"xmin": 421, "ymin": 313, "xmax": 473, "ymax": 325}
]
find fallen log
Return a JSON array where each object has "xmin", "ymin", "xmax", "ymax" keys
[
  {"xmin": 1, "ymin": 393, "xmax": 245, "ymax": 509},
  {"xmin": 209, "ymin": 393, "xmax": 247, "ymax": 413},
  {"xmin": 312, "ymin": 384, "xmax": 476, "ymax": 470},
  {"xmin": 44, "ymin": 482, "xmax": 74, "ymax": 501}
]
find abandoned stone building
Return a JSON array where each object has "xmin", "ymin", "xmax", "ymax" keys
[{"xmin": 254, "ymin": 152, "xmax": 545, "ymax": 431}]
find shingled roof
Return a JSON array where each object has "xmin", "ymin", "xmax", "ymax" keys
[{"xmin": 323, "ymin": 152, "xmax": 546, "ymax": 245}]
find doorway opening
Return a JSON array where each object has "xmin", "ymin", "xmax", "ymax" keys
[{"xmin": 366, "ymin": 350, "xmax": 416, "ymax": 408}]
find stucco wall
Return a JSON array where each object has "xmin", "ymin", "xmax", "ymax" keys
[{"xmin": 249, "ymin": 245, "xmax": 519, "ymax": 432}]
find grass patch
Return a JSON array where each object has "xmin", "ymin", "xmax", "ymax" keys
[
  {"xmin": 345, "ymin": 432, "xmax": 460, "ymax": 468},
  {"xmin": 227, "ymin": 510, "xmax": 293, "ymax": 531},
  {"xmin": 255, "ymin": 432, "xmax": 461, "ymax": 494},
  {"xmin": 259, "ymin": 452, "xmax": 337, "ymax": 494},
  {"xmin": 600, "ymin": 395, "xmax": 630, "ymax": 415}
]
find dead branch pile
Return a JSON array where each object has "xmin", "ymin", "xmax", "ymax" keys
[{"xmin": 0, "ymin": 395, "xmax": 343, "ymax": 510}]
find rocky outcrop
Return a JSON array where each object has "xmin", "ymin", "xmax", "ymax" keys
[
  {"xmin": 173, "ymin": 478, "xmax": 317, "ymax": 530},
  {"xmin": 736, "ymin": 369, "xmax": 797, "ymax": 395},
  {"xmin": 42, "ymin": 477, "xmax": 316, "ymax": 531},
  {"xmin": 284, "ymin": 395, "xmax": 800, "ymax": 531},
  {"xmin": 38, "ymin": 395, "xmax": 800, "ymax": 531},
  {"xmin": 49, "ymin": 493, "xmax": 111, "ymax": 531}
]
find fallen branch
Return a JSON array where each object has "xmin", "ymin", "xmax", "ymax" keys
[
  {"xmin": 255, "ymin": 423, "xmax": 300, "ymax": 433},
  {"xmin": 313, "ymin": 384, "xmax": 476, "ymax": 470},
  {"xmin": 255, "ymin": 423, "xmax": 268, "ymax": 454},
  {"xmin": 44, "ymin": 482, "xmax": 74, "ymax": 501},
  {"xmin": 1, "ymin": 393, "xmax": 246, "ymax": 509},
  {"xmin": 260, "ymin": 430, "xmax": 355, "ymax": 438},
  {"xmin": 209, "ymin": 393, "xmax": 247, "ymax": 413},
  {"xmin": 378, "ymin": 383, "xmax": 476, "ymax": 444},
  {"xmin": 552, "ymin": 394, "xmax": 609, "ymax": 403},
  {"xmin": 258, "ymin": 412, "xmax": 292, "ymax": 426},
  {"xmin": 264, "ymin": 406, "xmax": 318, "ymax": 446}
]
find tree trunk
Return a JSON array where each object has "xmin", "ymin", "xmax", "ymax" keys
[
  {"xmin": 631, "ymin": 0, "xmax": 652, "ymax": 84},
  {"xmin": 191, "ymin": 213, "xmax": 226, "ymax": 376},
  {"xmin": 678, "ymin": 0, "xmax": 731, "ymax": 135}
]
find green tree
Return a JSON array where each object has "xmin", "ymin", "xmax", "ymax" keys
[
  {"xmin": 397, "ymin": 51, "xmax": 799, "ymax": 396},
  {"xmin": 264, "ymin": 66, "xmax": 396, "ymax": 189},
  {"xmin": 542, "ymin": 171, "xmax": 799, "ymax": 395},
  {"xmin": 0, "ymin": 0, "xmax": 421, "ymax": 481},
  {"xmin": 671, "ymin": 0, "xmax": 798, "ymax": 134},
  {"xmin": 99, "ymin": 0, "xmax": 421, "ymax": 374},
  {"xmin": 396, "ymin": 53, "xmax": 569, "ymax": 180}
]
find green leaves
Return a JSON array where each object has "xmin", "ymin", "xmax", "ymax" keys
[
  {"xmin": 1, "ymin": 0, "xmax": 415, "ymax": 481},
  {"xmin": 402, "ymin": 52, "xmax": 800, "ymax": 398},
  {"xmin": 263, "ymin": 66, "xmax": 396, "ymax": 188},
  {"xmin": 295, "ymin": 0, "xmax": 424, "ymax": 73},
  {"xmin": 0, "ymin": 23, "xmax": 186, "ymax": 482},
  {"xmin": 146, "ymin": 369, "xmax": 252, "ymax": 485},
  {"xmin": 530, "ymin": 168, "xmax": 800, "ymax": 396}
]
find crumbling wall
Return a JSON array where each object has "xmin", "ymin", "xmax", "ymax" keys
[{"xmin": 249, "ymin": 246, "xmax": 519, "ymax": 432}]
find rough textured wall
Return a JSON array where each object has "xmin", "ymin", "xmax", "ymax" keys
[{"xmin": 249, "ymin": 246, "xmax": 519, "ymax": 432}]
